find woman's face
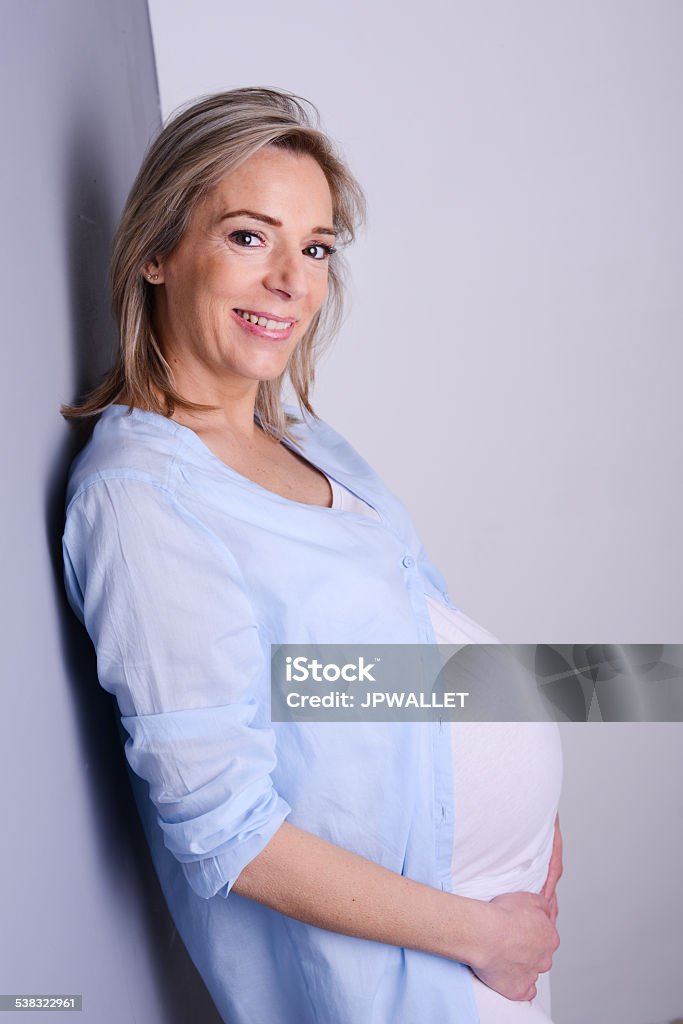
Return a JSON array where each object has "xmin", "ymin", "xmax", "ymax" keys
[{"xmin": 147, "ymin": 146, "xmax": 336, "ymax": 394}]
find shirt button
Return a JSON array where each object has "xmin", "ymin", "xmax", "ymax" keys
[{"xmin": 402, "ymin": 554, "xmax": 415, "ymax": 568}]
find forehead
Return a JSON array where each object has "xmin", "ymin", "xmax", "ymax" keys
[{"xmin": 206, "ymin": 148, "xmax": 334, "ymax": 217}]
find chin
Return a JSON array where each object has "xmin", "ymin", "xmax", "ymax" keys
[{"xmin": 239, "ymin": 359, "xmax": 290, "ymax": 383}]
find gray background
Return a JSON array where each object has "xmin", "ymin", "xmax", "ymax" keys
[{"xmin": 1, "ymin": 0, "xmax": 680, "ymax": 1022}]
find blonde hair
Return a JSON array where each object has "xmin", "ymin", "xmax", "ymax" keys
[{"xmin": 60, "ymin": 87, "xmax": 367, "ymax": 445}]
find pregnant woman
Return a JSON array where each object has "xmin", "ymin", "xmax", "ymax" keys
[{"xmin": 61, "ymin": 87, "xmax": 562, "ymax": 1024}]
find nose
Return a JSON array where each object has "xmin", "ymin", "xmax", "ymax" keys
[{"xmin": 263, "ymin": 243, "xmax": 308, "ymax": 303}]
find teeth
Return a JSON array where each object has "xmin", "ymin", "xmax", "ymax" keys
[{"xmin": 237, "ymin": 309, "xmax": 293, "ymax": 330}]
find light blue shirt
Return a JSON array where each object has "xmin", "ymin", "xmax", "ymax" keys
[{"xmin": 62, "ymin": 403, "xmax": 479, "ymax": 1024}]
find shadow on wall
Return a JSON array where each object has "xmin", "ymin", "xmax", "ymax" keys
[{"xmin": 46, "ymin": 120, "xmax": 223, "ymax": 1024}]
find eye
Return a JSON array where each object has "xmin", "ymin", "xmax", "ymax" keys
[
  {"xmin": 304, "ymin": 243, "xmax": 337, "ymax": 261},
  {"xmin": 228, "ymin": 230, "xmax": 266, "ymax": 247}
]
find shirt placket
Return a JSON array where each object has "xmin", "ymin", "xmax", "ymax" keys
[{"xmin": 398, "ymin": 543, "xmax": 456, "ymax": 893}]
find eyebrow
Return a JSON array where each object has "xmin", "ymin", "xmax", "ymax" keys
[{"xmin": 217, "ymin": 208, "xmax": 337, "ymax": 237}]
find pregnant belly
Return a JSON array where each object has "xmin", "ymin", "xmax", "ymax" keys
[{"xmin": 450, "ymin": 721, "xmax": 563, "ymax": 902}]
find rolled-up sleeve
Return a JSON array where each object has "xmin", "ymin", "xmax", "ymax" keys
[{"xmin": 62, "ymin": 474, "xmax": 292, "ymax": 899}]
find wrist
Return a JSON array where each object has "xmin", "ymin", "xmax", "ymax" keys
[{"xmin": 442, "ymin": 892, "xmax": 495, "ymax": 969}]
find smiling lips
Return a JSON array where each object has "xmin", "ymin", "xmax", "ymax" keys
[
  {"xmin": 234, "ymin": 308, "xmax": 295, "ymax": 331},
  {"xmin": 231, "ymin": 307, "xmax": 296, "ymax": 342}
]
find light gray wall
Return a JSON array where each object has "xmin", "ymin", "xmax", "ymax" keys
[
  {"xmin": 0, "ymin": 3, "xmax": 221, "ymax": 1021},
  {"xmin": 147, "ymin": 2, "xmax": 683, "ymax": 1022}
]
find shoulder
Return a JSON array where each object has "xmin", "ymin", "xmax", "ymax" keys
[{"xmin": 64, "ymin": 405, "xmax": 185, "ymax": 512}]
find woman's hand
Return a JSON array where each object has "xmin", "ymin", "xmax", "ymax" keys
[
  {"xmin": 466, "ymin": 816, "xmax": 563, "ymax": 1000},
  {"xmin": 541, "ymin": 813, "xmax": 563, "ymax": 926},
  {"xmin": 467, "ymin": 891, "xmax": 560, "ymax": 1002}
]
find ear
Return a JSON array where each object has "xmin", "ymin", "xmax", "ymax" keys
[{"xmin": 141, "ymin": 257, "xmax": 165, "ymax": 285}]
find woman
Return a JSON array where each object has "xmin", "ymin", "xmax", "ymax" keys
[{"xmin": 61, "ymin": 87, "xmax": 563, "ymax": 1024}]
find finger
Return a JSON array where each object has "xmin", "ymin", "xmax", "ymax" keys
[
  {"xmin": 542, "ymin": 850, "xmax": 562, "ymax": 895},
  {"xmin": 549, "ymin": 858, "xmax": 562, "ymax": 888},
  {"xmin": 536, "ymin": 892, "xmax": 553, "ymax": 916},
  {"xmin": 546, "ymin": 851, "xmax": 562, "ymax": 887},
  {"xmin": 541, "ymin": 861, "xmax": 556, "ymax": 895},
  {"xmin": 549, "ymin": 894, "xmax": 558, "ymax": 926}
]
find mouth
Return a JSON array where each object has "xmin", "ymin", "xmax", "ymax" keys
[{"xmin": 234, "ymin": 308, "xmax": 295, "ymax": 330}]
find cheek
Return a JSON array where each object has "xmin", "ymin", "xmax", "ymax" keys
[
  {"xmin": 205, "ymin": 262, "xmax": 242, "ymax": 296},
  {"xmin": 199, "ymin": 249, "xmax": 248, "ymax": 293},
  {"xmin": 310, "ymin": 269, "xmax": 330, "ymax": 307}
]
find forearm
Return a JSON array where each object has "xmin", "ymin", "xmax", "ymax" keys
[{"xmin": 231, "ymin": 821, "xmax": 484, "ymax": 965}]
